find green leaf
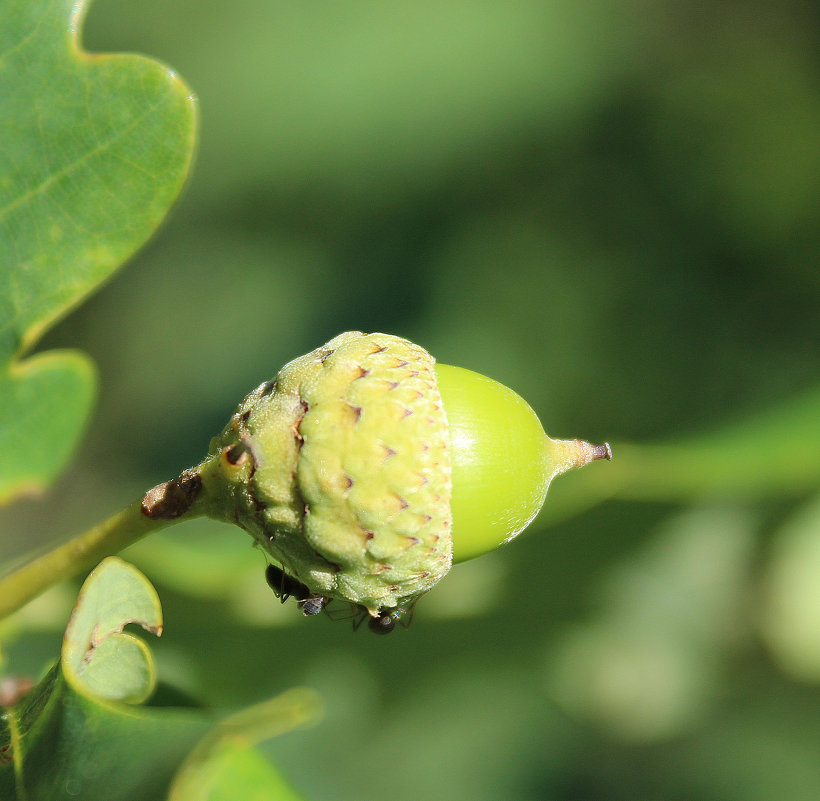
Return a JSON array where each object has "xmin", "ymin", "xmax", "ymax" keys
[
  {"xmin": 0, "ymin": 559, "xmax": 320, "ymax": 801},
  {"xmin": 759, "ymin": 494, "xmax": 820, "ymax": 683},
  {"xmin": 1, "ymin": 558, "xmax": 209, "ymax": 800},
  {"xmin": 62, "ymin": 556, "xmax": 162, "ymax": 704},
  {"xmin": 168, "ymin": 691, "xmax": 321, "ymax": 801},
  {"xmin": 0, "ymin": 0, "xmax": 198, "ymax": 504},
  {"xmin": 178, "ymin": 747, "xmax": 306, "ymax": 801},
  {"xmin": 1, "ymin": 662, "xmax": 210, "ymax": 801}
]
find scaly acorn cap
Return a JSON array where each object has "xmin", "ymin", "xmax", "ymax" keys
[
  {"xmin": 199, "ymin": 332, "xmax": 452, "ymax": 615},
  {"xmin": 194, "ymin": 331, "xmax": 610, "ymax": 616}
]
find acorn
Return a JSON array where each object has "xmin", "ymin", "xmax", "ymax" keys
[{"xmin": 171, "ymin": 332, "xmax": 610, "ymax": 621}]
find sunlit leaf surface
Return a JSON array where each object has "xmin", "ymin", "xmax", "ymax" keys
[{"xmin": 0, "ymin": 0, "xmax": 197, "ymax": 503}]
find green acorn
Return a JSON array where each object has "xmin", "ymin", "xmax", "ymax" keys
[{"xmin": 165, "ymin": 332, "xmax": 610, "ymax": 618}]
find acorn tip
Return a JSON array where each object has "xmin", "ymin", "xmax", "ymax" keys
[
  {"xmin": 595, "ymin": 442, "xmax": 613, "ymax": 461},
  {"xmin": 548, "ymin": 438, "xmax": 614, "ymax": 479},
  {"xmin": 579, "ymin": 439, "xmax": 612, "ymax": 464}
]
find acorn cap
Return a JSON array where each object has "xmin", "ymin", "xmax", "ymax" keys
[{"xmin": 201, "ymin": 332, "xmax": 453, "ymax": 613}]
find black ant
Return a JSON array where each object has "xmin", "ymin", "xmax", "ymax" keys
[
  {"xmin": 351, "ymin": 597, "xmax": 416, "ymax": 635},
  {"xmin": 264, "ymin": 564, "xmax": 412, "ymax": 634},
  {"xmin": 265, "ymin": 563, "xmax": 329, "ymax": 616},
  {"xmin": 365, "ymin": 607, "xmax": 405, "ymax": 635}
]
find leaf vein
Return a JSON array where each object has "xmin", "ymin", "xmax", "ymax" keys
[
  {"xmin": 0, "ymin": 5, "xmax": 49, "ymax": 65},
  {"xmin": 0, "ymin": 95, "xmax": 170, "ymax": 227}
]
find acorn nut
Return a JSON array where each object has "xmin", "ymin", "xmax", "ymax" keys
[{"xmin": 195, "ymin": 332, "xmax": 611, "ymax": 619}]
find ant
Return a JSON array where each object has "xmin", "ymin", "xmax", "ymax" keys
[
  {"xmin": 265, "ymin": 563, "xmax": 329, "ymax": 616},
  {"xmin": 362, "ymin": 606, "xmax": 407, "ymax": 635},
  {"xmin": 264, "ymin": 564, "xmax": 412, "ymax": 634}
]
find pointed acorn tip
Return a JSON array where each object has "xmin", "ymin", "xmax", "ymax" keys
[
  {"xmin": 575, "ymin": 439, "xmax": 613, "ymax": 466},
  {"xmin": 548, "ymin": 438, "xmax": 613, "ymax": 480},
  {"xmin": 594, "ymin": 441, "xmax": 613, "ymax": 461}
]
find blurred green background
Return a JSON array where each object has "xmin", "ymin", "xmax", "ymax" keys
[{"xmin": 2, "ymin": 0, "xmax": 820, "ymax": 798}]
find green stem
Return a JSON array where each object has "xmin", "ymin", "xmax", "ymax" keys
[{"xmin": 0, "ymin": 478, "xmax": 207, "ymax": 620}]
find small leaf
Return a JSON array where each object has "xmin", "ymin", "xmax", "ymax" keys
[
  {"xmin": 0, "ymin": 560, "xmax": 321, "ymax": 800},
  {"xmin": 63, "ymin": 556, "xmax": 163, "ymax": 704},
  {"xmin": 0, "ymin": 0, "xmax": 198, "ymax": 504},
  {"xmin": 169, "ymin": 690, "xmax": 322, "ymax": 801},
  {"xmin": 175, "ymin": 746, "xmax": 308, "ymax": 801},
  {"xmin": 760, "ymin": 494, "xmax": 820, "ymax": 683},
  {"xmin": 0, "ymin": 559, "xmax": 207, "ymax": 800}
]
